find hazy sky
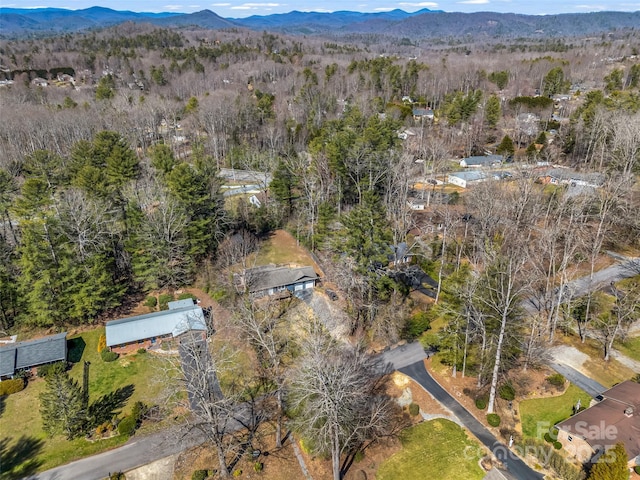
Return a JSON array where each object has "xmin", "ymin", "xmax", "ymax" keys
[{"xmin": 3, "ymin": 0, "xmax": 639, "ymax": 16}]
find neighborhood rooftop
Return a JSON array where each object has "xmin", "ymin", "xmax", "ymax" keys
[
  {"xmin": 105, "ymin": 305, "xmax": 206, "ymax": 347},
  {"xmin": 0, "ymin": 332, "xmax": 67, "ymax": 378},
  {"xmin": 556, "ymin": 380, "xmax": 640, "ymax": 462},
  {"xmin": 245, "ymin": 265, "xmax": 318, "ymax": 293}
]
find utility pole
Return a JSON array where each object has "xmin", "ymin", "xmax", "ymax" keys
[{"xmin": 83, "ymin": 360, "xmax": 90, "ymax": 410}]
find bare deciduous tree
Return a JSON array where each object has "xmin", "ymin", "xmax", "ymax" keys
[{"xmin": 289, "ymin": 329, "xmax": 402, "ymax": 480}]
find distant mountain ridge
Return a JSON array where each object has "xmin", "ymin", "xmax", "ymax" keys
[{"xmin": 0, "ymin": 6, "xmax": 638, "ymax": 39}]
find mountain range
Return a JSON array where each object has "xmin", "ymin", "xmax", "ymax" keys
[{"xmin": 1, "ymin": 6, "xmax": 639, "ymax": 39}]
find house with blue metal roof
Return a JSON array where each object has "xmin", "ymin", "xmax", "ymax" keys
[
  {"xmin": 105, "ymin": 304, "xmax": 207, "ymax": 352},
  {"xmin": 0, "ymin": 332, "xmax": 67, "ymax": 380}
]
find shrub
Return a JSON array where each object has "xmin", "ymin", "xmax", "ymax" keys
[
  {"xmin": 553, "ymin": 441, "xmax": 562, "ymax": 450},
  {"xmin": 38, "ymin": 361, "xmax": 67, "ymax": 378},
  {"xmin": 191, "ymin": 470, "xmax": 208, "ymax": 480},
  {"xmin": 177, "ymin": 292, "xmax": 197, "ymax": 301},
  {"xmin": 137, "ymin": 348, "xmax": 146, "ymax": 354},
  {"xmin": 487, "ymin": 413, "xmax": 501, "ymax": 427},
  {"xmin": 0, "ymin": 378, "xmax": 25, "ymax": 396},
  {"xmin": 634, "ymin": 465, "xmax": 640, "ymax": 474},
  {"xmin": 101, "ymin": 348, "xmax": 119, "ymax": 362},
  {"xmin": 521, "ymin": 438, "xmax": 584, "ymax": 480},
  {"xmin": 403, "ymin": 312, "xmax": 431, "ymax": 339},
  {"xmin": 144, "ymin": 296, "xmax": 158, "ymax": 308},
  {"xmin": 109, "ymin": 473, "xmax": 126, "ymax": 480},
  {"xmin": 253, "ymin": 461, "xmax": 263, "ymax": 472},
  {"xmin": 544, "ymin": 432, "xmax": 554, "ymax": 443},
  {"xmin": 118, "ymin": 415, "xmax": 137, "ymax": 436},
  {"xmin": 546, "ymin": 373, "xmax": 565, "ymax": 388},
  {"xmin": 131, "ymin": 401, "xmax": 148, "ymax": 424},
  {"xmin": 233, "ymin": 469, "xmax": 242, "ymax": 477},
  {"xmin": 499, "ymin": 382, "xmax": 516, "ymax": 401},
  {"xmin": 158, "ymin": 293, "xmax": 174, "ymax": 310},
  {"xmin": 95, "ymin": 421, "xmax": 114, "ymax": 436},
  {"xmin": 408, "ymin": 402, "xmax": 420, "ymax": 416},
  {"xmin": 354, "ymin": 450, "xmax": 365, "ymax": 462},
  {"xmin": 475, "ymin": 396, "xmax": 488, "ymax": 410},
  {"xmin": 97, "ymin": 334, "xmax": 107, "ymax": 352}
]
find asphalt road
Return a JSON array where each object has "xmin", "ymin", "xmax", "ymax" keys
[
  {"xmin": 398, "ymin": 361, "xmax": 544, "ymax": 480},
  {"xmin": 547, "ymin": 362, "xmax": 607, "ymax": 398},
  {"xmin": 565, "ymin": 258, "xmax": 640, "ymax": 298},
  {"xmin": 377, "ymin": 341, "xmax": 427, "ymax": 371},
  {"xmin": 523, "ymin": 257, "xmax": 640, "ymax": 314},
  {"xmin": 28, "ymin": 427, "xmax": 205, "ymax": 480}
]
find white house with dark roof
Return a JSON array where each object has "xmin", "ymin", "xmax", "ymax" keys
[
  {"xmin": 0, "ymin": 332, "xmax": 67, "ymax": 380},
  {"xmin": 447, "ymin": 171, "xmax": 489, "ymax": 189},
  {"xmin": 241, "ymin": 265, "xmax": 319, "ymax": 297},
  {"xmin": 105, "ymin": 304, "xmax": 207, "ymax": 352},
  {"xmin": 459, "ymin": 154, "xmax": 503, "ymax": 168}
]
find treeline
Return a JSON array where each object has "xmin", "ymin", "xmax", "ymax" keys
[{"xmin": 0, "ymin": 133, "xmax": 225, "ymax": 329}]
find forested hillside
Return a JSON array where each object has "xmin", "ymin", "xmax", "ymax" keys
[{"xmin": 0, "ymin": 23, "xmax": 638, "ymax": 348}]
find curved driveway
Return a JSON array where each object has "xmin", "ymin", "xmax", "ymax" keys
[{"xmin": 397, "ymin": 359, "xmax": 544, "ymax": 480}]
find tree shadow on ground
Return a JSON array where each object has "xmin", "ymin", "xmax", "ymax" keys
[
  {"xmin": 0, "ymin": 394, "xmax": 5, "ymax": 417},
  {"xmin": 67, "ymin": 337, "xmax": 86, "ymax": 363},
  {"xmin": 0, "ymin": 435, "xmax": 44, "ymax": 480},
  {"xmin": 88, "ymin": 384, "xmax": 135, "ymax": 427}
]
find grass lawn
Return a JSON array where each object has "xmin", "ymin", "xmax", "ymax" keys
[
  {"xmin": 376, "ymin": 419, "xmax": 485, "ymax": 480},
  {"xmin": 616, "ymin": 336, "xmax": 640, "ymax": 363},
  {"xmin": 253, "ymin": 230, "xmax": 318, "ymax": 268},
  {"xmin": 0, "ymin": 327, "xmax": 169, "ymax": 477},
  {"xmin": 520, "ymin": 384, "xmax": 592, "ymax": 439}
]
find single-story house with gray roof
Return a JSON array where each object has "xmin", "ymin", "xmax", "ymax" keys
[
  {"xmin": 459, "ymin": 155, "xmax": 503, "ymax": 168},
  {"xmin": 242, "ymin": 265, "xmax": 319, "ymax": 297},
  {"xmin": 447, "ymin": 171, "xmax": 489, "ymax": 189},
  {"xmin": 105, "ymin": 304, "xmax": 207, "ymax": 352},
  {"xmin": 0, "ymin": 332, "xmax": 67, "ymax": 380}
]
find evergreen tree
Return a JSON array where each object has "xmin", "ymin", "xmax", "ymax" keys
[
  {"xmin": 496, "ymin": 135, "xmax": 515, "ymax": 159},
  {"xmin": 488, "ymin": 70, "xmax": 509, "ymax": 90},
  {"xmin": 485, "ymin": 94, "xmax": 501, "ymax": 129},
  {"xmin": 39, "ymin": 370, "xmax": 86, "ymax": 439},
  {"xmin": 95, "ymin": 74, "xmax": 115, "ymax": 100},
  {"xmin": 270, "ymin": 160, "xmax": 294, "ymax": 214},
  {"xmin": 587, "ymin": 443, "xmax": 628, "ymax": 480},
  {"xmin": 542, "ymin": 67, "xmax": 569, "ymax": 96},
  {"xmin": 149, "ymin": 143, "xmax": 178, "ymax": 176}
]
